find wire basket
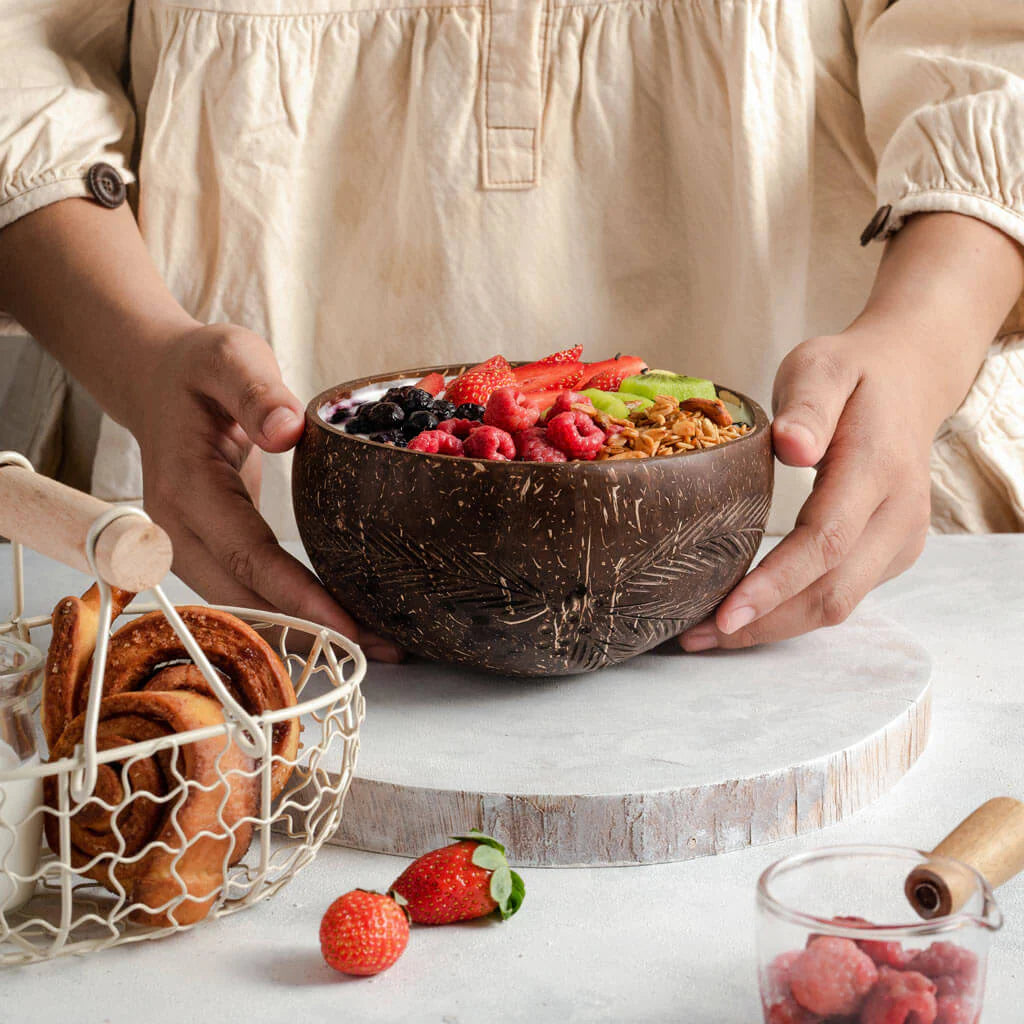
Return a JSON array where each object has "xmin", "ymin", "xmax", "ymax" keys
[{"xmin": 0, "ymin": 453, "xmax": 366, "ymax": 964}]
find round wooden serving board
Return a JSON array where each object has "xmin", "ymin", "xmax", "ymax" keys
[{"xmin": 330, "ymin": 611, "xmax": 931, "ymax": 866}]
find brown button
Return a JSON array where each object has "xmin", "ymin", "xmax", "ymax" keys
[
  {"xmin": 859, "ymin": 204, "xmax": 892, "ymax": 247},
  {"xmin": 86, "ymin": 163, "xmax": 127, "ymax": 209}
]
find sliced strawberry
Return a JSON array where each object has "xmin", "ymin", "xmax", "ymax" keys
[
  {"xmin": 534, "ymin": 344, "xmax": 583, "ymax": 366},
  {"xmin": 413, "ymin": 372, "xmax": 446, "ymax": 396},
  {"xmin": 580, "ymin": 355, "xmax": 648, "ymax": 391},
  {"xmin": 513, "ymin": 361, "xmax": 586, "ymax": 393},
  {"xmin": 520, "ymin": 391, "xmax": 563, "ymax": 415},
  {"xmin": 444, "ymin": 355, "xmax": 515, "ymax": 407}
]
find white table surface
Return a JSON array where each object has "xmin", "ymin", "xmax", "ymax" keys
[{"xmin": 2, "ymin": 536, "xmax": 1021, "ymax": 1023}]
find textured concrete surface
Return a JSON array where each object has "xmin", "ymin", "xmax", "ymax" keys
[{"xmin": 1, "ymin": 536, "xmax": 1021, "ymax": 1022}]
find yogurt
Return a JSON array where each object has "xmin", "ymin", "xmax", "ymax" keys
[{"xmin": 0, "ymin": 741, "xmax": 43, "ymax": 914}]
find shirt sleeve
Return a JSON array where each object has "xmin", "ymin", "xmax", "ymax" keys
[
  {"xmin": 0, "ymin": 0, "xmax": 136, "ymax": 233},
  {"xmin": 850, "ymin": 0, "xmax": 1024, "ymax": 248}
]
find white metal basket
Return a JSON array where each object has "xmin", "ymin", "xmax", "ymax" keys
[{"xmin": 0, "ymin": 453, "xmax": 366, "ymax": 964}]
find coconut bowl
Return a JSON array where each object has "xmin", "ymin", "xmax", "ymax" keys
[{"xmin": 292, "ymin": 364, "xmax": 773, "ymax": 677}]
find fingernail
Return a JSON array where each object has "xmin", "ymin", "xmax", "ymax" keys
[
  {"xmin": 720, "ymin": 605, "xmax": 757, "ymax": 635},
  {"xmin": 262, "ymin": 406, "xmax": 298, "ymax": 443},
  {"xmin": 681, "ymin": 628, "xmax": 718, "ymax": 653}
]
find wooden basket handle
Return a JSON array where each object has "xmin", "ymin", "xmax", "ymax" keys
[
  {"xmin": 905, "ymin": 797, "xmax": 1024, "ymax": 919},
  {"xmin": 0, "ymin": 462, "xmax": 172, "ymax": 592}
]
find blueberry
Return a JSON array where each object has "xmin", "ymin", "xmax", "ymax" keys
[
  {"xmin": 454, "ymin": 403, "xmax": 484, "ymax": 421},
  {"xmin": 403, "ymin": 409, "xmax": 439, "ymax": 437},
  {"xmin": 344, "ymin": 416, "xmax": 370, "ymax": 434},
  {"xmin": 369, "ymin": 430, "xmax": 407, "ymax": 447},
  {"xmin": 383, "ymin": 386, "xmax": 413, "ymax": 405},
  {"xmin": 366, "ymin": 401, "xmax": 405, "ymax": 428},
  {"xmin": 432, "ymin": 399, "xmax": 456, "ymax": 421},
  {"xmin": 327, "ymin": 407, "xmax": 352, "ymax": 425},
  {"xmin": 402, "ymin": 388, "xmax": 435, "ymax": 414}
]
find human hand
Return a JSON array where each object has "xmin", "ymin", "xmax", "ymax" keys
[
  {"xmin": 680, "ymin": 329, "xmax": 932, "ymax": 651},
  {"xmin": 128, "ymin": 322, "xmax": 403, "ymax": 662},
  {"xmin": 679, "ymin": 212, "xmax": 1024, "ymax": 652}
]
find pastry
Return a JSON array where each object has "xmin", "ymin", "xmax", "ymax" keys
[{"xmin": 43, "ymin": 690, "xmax": 259, "ymax": 926}]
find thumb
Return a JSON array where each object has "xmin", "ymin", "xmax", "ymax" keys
[
  {"xmin": 771, "ymin": 340, "xmax": 856, "ymax": 467},
  {"xmin": 190, "ymin": 327, "xmax": 305, "ymax": 452}
]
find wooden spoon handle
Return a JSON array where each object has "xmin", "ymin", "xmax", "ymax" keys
[
  {"xmin": 0, "ymin": 464, "xmax": 172, "ymax": 591},
  {"xmin": 905, "ymin": 797, "xmax": 1024, "ymax": 919}
]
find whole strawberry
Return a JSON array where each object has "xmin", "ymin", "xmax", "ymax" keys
[
  {"xmin": 390, "ymin": 830, "xmax": 525, "ymax": 925},
  {"xmin": 319, "ymin": 890, "xmax": 410, "ymax": 976}
]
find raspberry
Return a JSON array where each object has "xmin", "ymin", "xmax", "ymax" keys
[
  {"xmin": 483, "ymin": 387, "xmax": 540, "ymax": 433},
  {"xmin": 860, "ymin": 967, "xmax": 938, "ymax": 1024},
  {"xmin": 934, "ymin": 995, "xmax": 978, "ymax": 1024},
  {"xmin": 816, "ymin": 917, "xmax": 913, "ymax": 969},
  {"xmin": 463, "ymin": 425, "xmax": 516, "ymax": 461},
  {"xmin": 933, "ymin": 977, "xmax": 960, "ymax": 998},
  {"xmin": 765, "ymin": 997, "xmax": 823, "ymax": 1024},
  {"xmin": 437, "ymin": 418, "xmax": 479, "ymax": 439},
  {"xmin": 519, "ymin": 438, "xmax": 568, "ymax": 463},
  {"xmin": 545, "ymin": 411, "xmax": 606, "ymax": 460},
  {"xmin": 789, "ymin": 937, "xmax": 879, "ymax": 1017},
  {"xmin": 546, "ymin": 391, "xmax": 590, "ymax": 420},
  {"xmin": 909, "ymin": 943, "xmax": 978, "ymax": 996},
  {"xmin": 512, "ymin": 427, "xmax": 547, "ymax": 456},
  {"xmin": 762, "ymin": 951, "xmax": 804, "ymax": 1006},
  {"xmin": 407, "ymin": 430, "xmax": 464, "ymax": 456}
]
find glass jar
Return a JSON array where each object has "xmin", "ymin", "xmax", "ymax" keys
[
  {"xmin": 0, "ymin": 635, "xmax": 44, "ymax": 915},
  {"xmin": 757, "ymin": 845, "xmax": 1002, "ymax": 1023}
]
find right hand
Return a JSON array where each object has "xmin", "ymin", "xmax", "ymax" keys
[{"xmin": 128, "ymin": 322, "xmax": 403, "ymax": 663}]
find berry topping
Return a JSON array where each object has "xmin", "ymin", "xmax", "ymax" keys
[
  {"xmin": 319, "ymin": 890, "xmax": 410, "ymax": 976},
  {"xmin": 368, "ymin": 430, "xmax": 407, "ymax": 447},
  {"xmin": 519, "ymin": 438, "xmax": 568, "ymax": 463},
  {"xmin": 403, "ymin": 388, "xmax": 436, "ymax": 413},
  {"xmin": 413, "ymin": 372, "xmax": 446, "ymax": 396},
  {"xmin": 407, "ymin": 430, "xmax": 465, "ymax": 456},
  {"xmin": 431, "ymin": 398, "xmax": 457, "ymax": 421},
  {"xmin": 483, "ymin": 387, "xmax": 540, "ymax": 433},
  {"xmin": 579, "ymin": 354, "xmax": 648, "ymax": 391},
  {"xmin": 513, "ymin": 360, "xmax": 586, "ymax": 393},
  {"xmin": 463, "ymin": 425, "xmax": 516, "ymax": 461},
  {"xmin": 529, "ymin": 344, "xmax": 583, "ymax": 366},
  {"xmin": 345, "ymin": 416, "xmax": 371, "ymax": 434},
  {"xmin": 403, "ymin": 409, "xmax": 439, "ymax": 437},
  {"xmin": 762, "ymin": 951, "xmax": 804, "ymax": 1006},
  {"xmin": 545, "ymin": 391, "xmax": 592, "ymax": 420},
  {"xmin": 860, "ymin": 966, "xmax": 937, "ymax": 1024},
  {"xmin": 444, "ymin": 355, "xmax": 515, "ymax": 407},
  {"xmin": 382, "ymin": 386, "xmax": 413, "ymax": 404},
  {"xmin": 327, "ymin": 406, "xmax": 352, "ymax": 425},
  {"xmin": 389, "ymin": 829, "xmax": 525, "ymax": 925},
  {"xmin": 437, "ymin": 418, "xmax": 479, "ymax": 438},
  {"xmin": 789, "ymin": 937, "xmax": 878, "ymax": 1017},
  {"xmin": 545, "ymin": 411, "xmax": 606, "ymax": 460},
  {"xmin": 454, "ymin": 403, "xmax": 485, "ymax": 421},
  {"xmin": 366, "ymin": 401, "xmax": 405, "ymax": 428}
]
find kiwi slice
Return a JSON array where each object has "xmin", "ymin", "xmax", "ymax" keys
[
  {"xmin": 618, "ymin": 371, "xmax": 716, "ymax": 403},
  {"xmin": 581, "ymin": 389, "xmax": 629, "ymax": 419},
  {"xmin": 620, "ymin": 394, "xmax": 654, "ymax": 414}
]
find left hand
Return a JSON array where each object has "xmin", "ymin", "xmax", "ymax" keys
[
  {"xmin": 680, "ymin": 327, "xmax": 933, "ymax": 651},
  {"xmin": 679, "ymin": 211, "xmax": 1024, "ymax": 652}
]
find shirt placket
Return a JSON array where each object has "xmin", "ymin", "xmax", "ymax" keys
[{"xmin": 480, "ymin": 0, "xmax": 548, "ymax": 190}]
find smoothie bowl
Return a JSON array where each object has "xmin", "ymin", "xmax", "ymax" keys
[{"xmin": 292, "ymin": 352, "xmax": 773, "ymax": 676}]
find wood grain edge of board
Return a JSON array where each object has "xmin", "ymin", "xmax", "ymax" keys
[{"xmin": 320, "ymin": 686, "xmax": 932, "ymax": 867}]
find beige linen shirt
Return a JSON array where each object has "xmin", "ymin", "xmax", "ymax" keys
[{"xmin": 1, "ymin": 0, "xmax": 1023, "ymax": 538}]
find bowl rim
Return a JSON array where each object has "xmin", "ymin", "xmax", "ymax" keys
[{"xmin": 304, "ymin": 362, "xmax": 771, "ymax": 466}]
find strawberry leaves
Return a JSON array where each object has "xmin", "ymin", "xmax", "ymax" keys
[{"xmin": 455, "ymin": 830, "xmax": 525, "ymax": 920}]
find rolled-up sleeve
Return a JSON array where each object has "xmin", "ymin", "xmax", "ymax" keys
[
  {"xmin": 0, "ymin": 0, "xmax": 135, "ymax": 233},
  {"xmin": 851, "ymin": 0, "xmax": 1024, "ymax": 247}
]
